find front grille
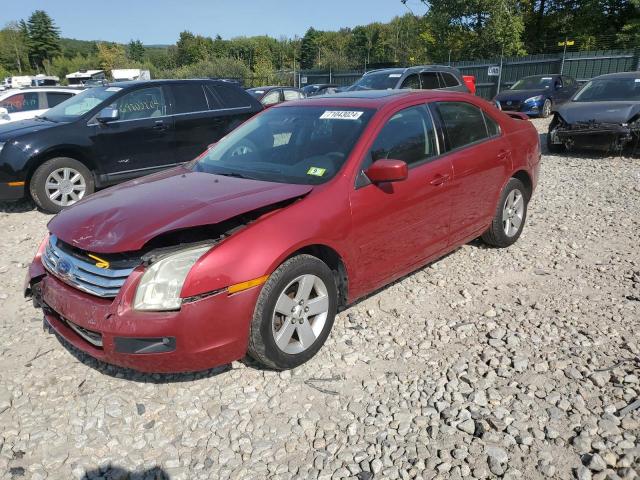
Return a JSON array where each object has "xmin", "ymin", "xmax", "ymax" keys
[
  {"xmin": 42, "ymin": 235, "xmax": 136, "ymax": 298},
  {"xmin": 501, "ymin": 100, "xmax": 521, "ymax": 111}
]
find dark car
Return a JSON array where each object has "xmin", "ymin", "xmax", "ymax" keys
[
  {"xmin": 0, "ymin": 79, "xmax": 263, "ymax": 212},
  {"xmin": 547, "ymin": 72, "xmax": 640, "ymax": 154},
  {"xmin": 247, "ymin": 86, "xmax": 305, "ymax": 107},
  {"xmin": 301, "ymin": 83, "xmax": 339, "ymax": 97},
  {"xmin": 347, "ymin": 65, "xmax": 472, "ymax": 93},
  {"xmin": 26, "ymin": 90, "xmax": 540, "ymax": 373},
  {"xmin": 494, "ymin": 74, "xmax": 579, "ymax": 118}
]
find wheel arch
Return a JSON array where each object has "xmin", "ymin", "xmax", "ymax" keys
[
  {"xmin": 25, "ymin": 148, "xmax": 96, "ymax": 190},
  {"xmin": 511, "ymin": 169, "xmax": 533, "ymax": 200},
  {"xmin": 282, "ymin": 244, "xmax": 349, "ymax": 310}
]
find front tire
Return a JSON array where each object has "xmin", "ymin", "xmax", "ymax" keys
[
  {"xmin": 30, "ymin": 157, "xmax": 94, "ymax": 213},
  {"xmin": 482, "ymin": 178, "xmax": 528, "ymax": 248},
  {"xmin": 248, "ymin": 254, "xmax": 337, "ymax": 370},
  {"xmin": 541, "ymin": 98, "xmax": 552, "ymax": 118}
]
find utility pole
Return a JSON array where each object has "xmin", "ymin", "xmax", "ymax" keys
[
  {"xmin": 558, "ymin": 38, "xmax": 574, "ymax": 74},
  {"xmin": 496, "ymin": 44, "xmax": 505, "ymax": 96}
]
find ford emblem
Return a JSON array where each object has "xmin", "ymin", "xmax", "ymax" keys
[{"xmin": 56, "ymin": 258, "xmax": 73, "ymax": 277}]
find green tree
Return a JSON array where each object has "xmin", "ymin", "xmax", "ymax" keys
[
  {"xmin": 96, "ymin": 42, "xmax": 127, "ymax": 72},
  {"xmin": 0, "ymin": 22, "xmax": 30, "ymax": 74},
  {"xmin": 300, "ymin": 28, "xmax": 321, "ymax": 69},
  {"xmin": 127, "ymin": 39, "xmax": 145, "ymax": 62},
  {"xmin": 176, "ymin": 31, "xmax": 212, "ymax": 66},
  {"xmin": 25, "ymin": 10, "xmax": 61, "ymax": 71}
]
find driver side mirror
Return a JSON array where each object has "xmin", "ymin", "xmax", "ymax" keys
[
  {"xmin": 97, "ymin": 106, "xmax": 119, "ymax": 123},
  {"xmin": 365, "ymin": 159, "xmax": 408, "ymax": 184},
  {"xmin": 0, "ymin": 107, "xmax": 9, "ymax": 121}
]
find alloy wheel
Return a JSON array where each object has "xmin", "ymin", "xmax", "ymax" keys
[
  {"xmin": 45, "ymin": 167, "xmax": 87, "ymax": 207},
  {"xmin": 502, "ymin": 189, "xmax": 524, "ymax": 237},
  {"xmin": 271, "ymin": 274, "xmax": 329, "ymax": 354}
]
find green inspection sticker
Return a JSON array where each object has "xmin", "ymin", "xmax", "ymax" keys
[{"xmin": 307, "ymin": 167, "xmax": 326, "ymax": 176}]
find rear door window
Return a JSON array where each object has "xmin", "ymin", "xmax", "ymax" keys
[
  {"xmin": 46, "ymin": 92, "xmax": 73, "ymax": 108},
  {"xmin": 436, "ymin": 101, "xmax": 490, "ymax": 150},
  {"xmin": 440, "ymin": 73, "xmax": 459, "ymax": 87},
  {"xmin": 0, "ymin": 92, "xmax": 40, "ymax": 113},
  {"xmin": 170, "ymin": 84, "xmax": 208, "ymax": 114},
  {"xmin": 420, "ymin": 72, "xmax": 440, "ymax": 89},
  {"xmin": 400, "ymin": 74, "xmax": 421, "ymax": 89},
  {"xmin": 483, "ymin": 112, "xmax": 501, "ymax": 137},
  {"xmin": 211, "ymin": 84, "xmax": 255, "ymax": 109}
]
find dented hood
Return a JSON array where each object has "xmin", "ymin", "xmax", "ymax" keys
[
  {"xmin": 556, "ymin": 101, "xmax": 640, "ymax": 124},
  {"xmin": 48, "ymin": 166, "xmax": 312, "ymax": 253}
]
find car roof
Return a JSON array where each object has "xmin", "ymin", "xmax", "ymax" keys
[
  {"xmin": 273, "ymin": 89, "xmax": 468, "ymax": 109},
  {"xmin": 521, "ymin": 74, "xmax": 560, "ymax": 79},
  {"xmin": 364, "ymin": 65, "xmax": 461, "ymax": 76},
  {"xmin": 592, "ymin": 71, "xmax": 640, "ymax": 80},
  {"xmin": 109, "ymin": 79, "xmax": 234, "ymax": 88},
  {"xmin": 0, "ymin": 86, "xmax": 80, "ymax": 97}
]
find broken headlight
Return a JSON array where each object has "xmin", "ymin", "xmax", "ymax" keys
[{"xmin": 134, "ymin": 246, "xmax": 210, "ymax": 311}]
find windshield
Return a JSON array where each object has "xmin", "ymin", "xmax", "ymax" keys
[
  {"xmin": 193, "ymin": 106, "xmax": 375, "ymax": 185},
  {"xmin": 573, "ymin": 77, "xmax": 640, "ymax": 102},
  {"xmin": 349, "ymin": 72, "xmax": 401, "ymax": 91},
  {"xmin": 43, "ymin": 86, "xmax": 119, "ymax": 122},
  {"xmin": 511, "ymin": 76, "xmax": 553, "ymax": 90}
]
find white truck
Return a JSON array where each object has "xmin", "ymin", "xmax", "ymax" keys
[{"xmin": 111, "ymin": 69, "xmax": 151, "ymax": 82}]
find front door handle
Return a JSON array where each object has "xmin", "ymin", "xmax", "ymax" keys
[
  {"xmin": 430, "ymin": 173, "xmax": 451, "ymax": 186},
  {"xmin": 153, "ymin": 120, "xmax": 168, "ymax": 131}
]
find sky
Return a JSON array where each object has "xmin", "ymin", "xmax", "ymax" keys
[{"xmin": 2, "ymin": 0, "xmax": 428, "ymax": 45}]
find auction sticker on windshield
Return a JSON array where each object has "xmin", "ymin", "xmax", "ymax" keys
[
  {"xmin": 307, "ymin": 167, "xmax": 326, "ymax": 176},
  {"xmin": 320, "ymin": 111, "xmax": 364, "ymax": 120}
]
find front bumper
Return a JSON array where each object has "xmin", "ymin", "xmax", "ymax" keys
[
  {"xmin": 25, "ymin": 259, "xmax": 261, "ymax": 373},
  {"xmin": 0, "ymin": 181, "xmax": 25, "ymax": 201},
  {"xmin": 497, "ymin": 100, "xmax": 544, "ymax": 116},
  {"xmin": 552, "ymin": 121, "xmax": 639, "ymax": 152}
]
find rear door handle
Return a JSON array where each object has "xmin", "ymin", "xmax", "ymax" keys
[
  {"xmin": 430, "ymin": 173, "xmax": 451, "ymax": 186},
  {"xmin": 153, "ymin": 120, "xmax": 168, "ymax": 131}
]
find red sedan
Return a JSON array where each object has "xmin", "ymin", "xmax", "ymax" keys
[{"xmin": 25, "ymin": 90, "xmax": 540, "ymax": 373}]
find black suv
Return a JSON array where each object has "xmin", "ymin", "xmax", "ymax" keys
[
  {"xmin": 0, "ymin": 79, "xmax": 263, "ymax": 212},
  {"xmin": 347, "ymin": 65, "xmax": 471, "ymax": 93}
]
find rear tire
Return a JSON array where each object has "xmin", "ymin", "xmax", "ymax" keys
[
  {"xmin": 482, "ymin": 178, "xmax": 528, "ymax": 248},
  {"xmin": 30, "ymin": 157, "xmax": 94, "ymax": 214},
  {"xmin": 248, "ymin": 254, "xmax": 337, "ymax": 370}
]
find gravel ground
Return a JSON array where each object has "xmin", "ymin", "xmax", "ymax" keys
[{"xmin": 0, "ymin": 117, "xmax": 638, "ymax": 480}]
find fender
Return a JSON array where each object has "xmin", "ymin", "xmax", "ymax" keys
[{"xmin": 181, "ymin": 183, "xmax": 354, "ymax": 298}]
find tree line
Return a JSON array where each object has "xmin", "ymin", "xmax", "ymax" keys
[{"xmin": 0, "ymin": 3, "xmax": 638, "ymax": 85}]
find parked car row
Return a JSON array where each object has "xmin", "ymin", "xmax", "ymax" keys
[
  {"xmin": 0, "ymin": 79, "xmax": 262, "ymax": 212},
  {"xmin": 0, "ymin": 86, "xmax": 81, "ymax": 124},
  {"xmin": 24, "ymin": 88, "xmax": 541, "ymax": 373}
]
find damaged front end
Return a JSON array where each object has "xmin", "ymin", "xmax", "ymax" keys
[{"xmin": 549, "ymin": 115, "xmax": 640, "ymax": 154}]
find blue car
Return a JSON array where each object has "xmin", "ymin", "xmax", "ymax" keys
[{"xmin": 493, "ymin": 74, "xmax": 580, "ymax": 118}]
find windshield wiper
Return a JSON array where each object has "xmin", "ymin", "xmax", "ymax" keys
[
  {"xmin": 36, "ymin": 115, "xmax": 57, "ymax": 123},
  {"xmin": 213, "ymin": 171, "xmax": 255, "ymax": 180}
]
